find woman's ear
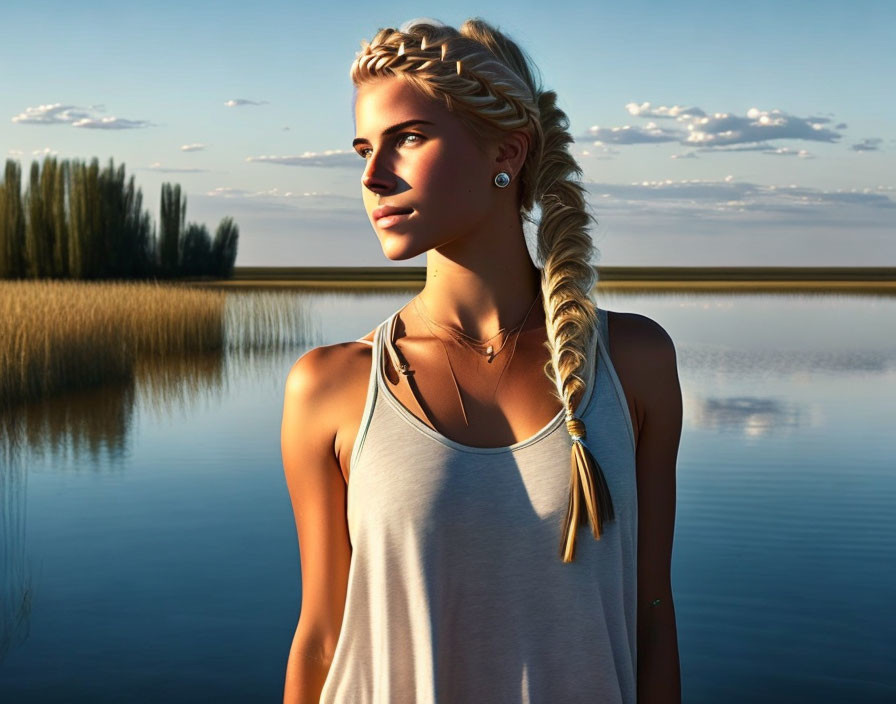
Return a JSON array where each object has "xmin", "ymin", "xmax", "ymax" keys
[{"xmin": 494, "ymin": 129, "xmax": 530, "ymax": 177}]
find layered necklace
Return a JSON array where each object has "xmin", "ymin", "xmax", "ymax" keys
[{"xmin": 411, "ymin": 291, "xmax": 541, "ymax": 427}]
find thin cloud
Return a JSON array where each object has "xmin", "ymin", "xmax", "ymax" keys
[
  {"xmin": 207, "ymin": 187, "xmax": 252, "ymax": 198},
  {"xmin": 583, "ymin": 178, "xmax": 896, "ymax": 219},
  {"xmin": 142, "ymin": 162, "xmax": 208, "ymax": 173},
  {"xmin": 32, "ymin": 147, "xmax": 58, "ymax": 156},
  {"xmin": 582, "ymin": 123, "xmax": 681, "ymax": 145},
  {"xmin": 12, "ymin": 102, "xmax": 152, "ymax": 129},
  {"xmin": 181, "ymin": 143, "xmax": 207, "ymax": 152},
  {"xmin": 225, "ymin": 98, "xmax": 268, "ymax": 107},
  {"xmin": 246, "ymin": 150, "xmax": 360, "ymax": 168},
  {"xmin": 696, "ymin": 142, "xmax": 777, "ymax": 153},
  {"xmin": 851, "ymin": 138, "xmax": 882, "ymax": 152},
  {"xmin": 206, "ymin": 185, "xmax": 356, "ymax": 206},
  {"xmin": 670, "ymin": 152, "xmax": 698, "ymax": 160},
  {"xmin": 73, "ymin": 117, "xmax": 152, "ymax": 129},
  {"xmin": 761, "ymin": 147, "xmax": 814, "ymax": 158}
]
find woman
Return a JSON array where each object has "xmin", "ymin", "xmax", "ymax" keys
[{"xmin": 281, "ymin": 17, "xmax": 682, "ymax": 703}]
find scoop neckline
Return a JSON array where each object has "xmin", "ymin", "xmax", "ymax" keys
[{"xmin": 374, "ymin": 309, "xmax": 599, "ymax": 455}]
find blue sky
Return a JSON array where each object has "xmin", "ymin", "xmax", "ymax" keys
[{"xmin": 2, "ymin": 0, "xmax": 893, "ymax": 266}]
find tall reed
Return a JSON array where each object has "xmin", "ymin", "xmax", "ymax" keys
[{"xmin": 0, "ymin": 280, "xmax": 226, "ymax": 409}]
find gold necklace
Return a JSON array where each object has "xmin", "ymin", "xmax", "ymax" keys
[
  {"xmin": 414, "ymin": 292, "xmax": 540, "ymax": 363},
  {"xmin": 411, "ymin": 292, "xmax": 541, "ymax": 426}
]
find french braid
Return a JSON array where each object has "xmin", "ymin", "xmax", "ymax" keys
[{"xmin": 351, "ymin": 18, "xmax": 613, "ymax": 563}]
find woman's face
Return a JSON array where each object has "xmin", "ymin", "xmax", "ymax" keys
[{"xmin": 352, "ymin": 77, "xmax": 498, "ymax": 260}]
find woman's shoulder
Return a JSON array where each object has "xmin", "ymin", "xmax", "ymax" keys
[
  {"xmin": 605, "ymin": 309, "xmax": 676, "ymax": 355},
  {"xmin": 285, "ymin": 333, "xmax": 377, "ymax": 405},
  {"xmin": 604, "ymin": 310, "xmax": 680, "ymax": 430}
]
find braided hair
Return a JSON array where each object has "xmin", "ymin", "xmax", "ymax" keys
[{"xmin": 351, "ymin": 18, "xmax": 613, "ymax": 563}]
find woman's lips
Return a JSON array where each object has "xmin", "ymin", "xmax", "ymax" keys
[{"xmin": 372, "ymin": 205, "xmax": 414, "ymax": 228}]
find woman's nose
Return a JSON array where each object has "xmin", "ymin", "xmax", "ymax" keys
[{"xmin": 361, "ymin": 152, "xmax": 396, "ymax": 195}]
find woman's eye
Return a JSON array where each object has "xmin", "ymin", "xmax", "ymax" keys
[
  {"xmin": 397, "ymin": 133, "xmax": 422, "ymax": 147},
  {"xmin": 355, "ymin": 134, "xmax": 422, "ymax": 159}
]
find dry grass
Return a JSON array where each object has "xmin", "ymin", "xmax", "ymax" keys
[{"xmin": 0, "ymin": 280, "xmax": 226, "ymax": 409}]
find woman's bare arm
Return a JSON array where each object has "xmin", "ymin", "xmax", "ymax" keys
[
  {"xmin": 281, "ymin": 345, "xmax": 355, "ymax": 703},
  {"xmin": 631, "ymin": 316, "xmax": 683, "ymax": 702}
]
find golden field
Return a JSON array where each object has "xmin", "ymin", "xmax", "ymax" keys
[{"xmin": 1, "ymin": 280, "xmax": 226, "ymax": 409}]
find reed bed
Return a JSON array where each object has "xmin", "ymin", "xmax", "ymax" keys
[
  {"xmin": 223, "ymin": 290, "xmax": 317, "ymax": 353},
  {"xmin": 0, "ymin": 280, "xmax": 226, "ymax": 409}
]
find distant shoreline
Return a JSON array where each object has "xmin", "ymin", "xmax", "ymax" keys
[{"xmin": 180, "ymin": 266, "xmax": 896, "ymax": 293}]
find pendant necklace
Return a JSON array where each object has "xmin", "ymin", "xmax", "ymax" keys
[
  {"xmin": 415, "ymin": 291, "xmax": 539, "ymax": 363},
  {"xmin": 411, "ymin": 291, "xmax": 541, "ymax": 427}
]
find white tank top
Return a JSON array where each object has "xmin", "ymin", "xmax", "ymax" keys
[{"xmin": 319, "ymin": 306, "xmax": 638, "ymax": 703}]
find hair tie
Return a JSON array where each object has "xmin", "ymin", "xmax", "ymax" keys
[
  {"xmin": 565, "ymin": 417, "xmax": 586, "ymax": 442},
  {"xmin": 560, "ymin": 414, "xmax": 615, "ymax": 562}
]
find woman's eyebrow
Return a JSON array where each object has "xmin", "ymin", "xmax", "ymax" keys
[{"xmin": 352, "ymin": 119, "xmax": 435, "ymax": 147}]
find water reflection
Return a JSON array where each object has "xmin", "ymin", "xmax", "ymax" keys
[
  {"xmin": 689, "ymin": 395, "xmax": 805, "ymax": 435},
  {"xmin": 223, "ymin": 290, "xmax": 319, "ymax": 352},
  {"xmin": 0, "ymin": 291, "xmax": 319, "ymax": 464},
  {"xmin": 682, "ymin": 347, "xmax": 894, "ymax": 376},
  {"xmin": 0, "ymin": 290, "xmax": 318, "ymax": 666},
  {"xmin": 0, "ymin": 444, "xmax": 32, "ymax": 664},
  {"xmin": 1, "ymin": 382, "xmax": 136, "ymax": 466},
  {"xmin": 136, "ymin": 352, "xmax": 228, "ymax": 423}
]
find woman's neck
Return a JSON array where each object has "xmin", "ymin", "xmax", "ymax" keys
[{"xmin": 418, "ymin": 221, "xmax": 543, "ymax": 339}]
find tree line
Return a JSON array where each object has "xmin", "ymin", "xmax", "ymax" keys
[{"xmin": 0, "ymin": 157, "xmax": 238, "ymax": 280}]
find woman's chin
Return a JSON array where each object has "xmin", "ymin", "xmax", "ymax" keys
[{"xmin": 378, "ymin": 236, "xmax": 427, "ymax": 262}]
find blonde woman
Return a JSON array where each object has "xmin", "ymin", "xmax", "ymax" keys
[{"xmin": 281, "ymin": 17, "xmax": 682, "ymax": 704}]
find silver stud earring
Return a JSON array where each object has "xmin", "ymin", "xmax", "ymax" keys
[{"xmin": 494, "ymin": 171, "xmax": 511, "ymax": 188}]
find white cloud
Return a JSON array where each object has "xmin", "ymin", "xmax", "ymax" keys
[
  {"xmin": 31, "ymin": 147, "xmax": 58, "ymax": 156},
  {"xmin": 584, "ymin": 103, "xmax": 857, "ymax": 151},
  {"xmin": 684, "ymin": 108, "xmax": 841, "ymax": 147},
  {"xmin": 181, "ymin": 143, "xmax": 207, "ymax": 152},
  {"xmin": 246, "ymin": 149, "xmax": 361, "ymax": 168},
  {"xmin": 670, "ymin": 152, "xmax": 698, "ymax": 160},
  {"xmin": 225, "ymin": 98, "xmax": 268, "ymax": 107},
  {"xmin": 8, "ymin": 149, "xmax": 23, "ymax": 156},
  {"xmin": 581, "ymin": 142, "xmax": 620, "ymax": 159},
  {"xmin": 625, "ymin": 102, "xmax": 705, "ymax": 120},
  {"xmin": 11, "ymin": 103, "xmax": 91, "ymax": 125},
  {"xmin": 11, "ymin": 102, "xmax": 152, "ymax": 129}
]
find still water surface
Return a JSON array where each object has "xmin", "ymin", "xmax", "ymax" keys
[{"xmin": 1, "ymin": 289, "xmax": 894, "ymax": 703}]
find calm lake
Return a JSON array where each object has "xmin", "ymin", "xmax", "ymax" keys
[{"xmin": 1, "ymin": 288, "xmax": 894, "ymax": 703}]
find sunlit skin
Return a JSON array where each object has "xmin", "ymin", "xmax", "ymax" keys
[{"xmin": 281, "ymin": 73, "xmax": 682, "ymax": 703}]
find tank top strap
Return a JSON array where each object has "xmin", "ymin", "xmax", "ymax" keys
[
  {"xmin": 347, "ymin": 313, "xmax": 395, "ymax": 476},
  {"xmin": 375, "ymin": 310, "xmax": 440, "ymax": 429}
]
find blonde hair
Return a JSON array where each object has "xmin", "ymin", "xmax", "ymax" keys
[{"xmin": 351, "ymin": 18, "xmax": 613, "ymax": 563}]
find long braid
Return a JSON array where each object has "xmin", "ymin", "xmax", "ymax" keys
[
  {"xmin": 534, "ymin": 90, "xmax": 614, "ymax": 562},
  {"xmin": 351, "ymin": 18, "xmax": 614, "ymax": 563}
]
